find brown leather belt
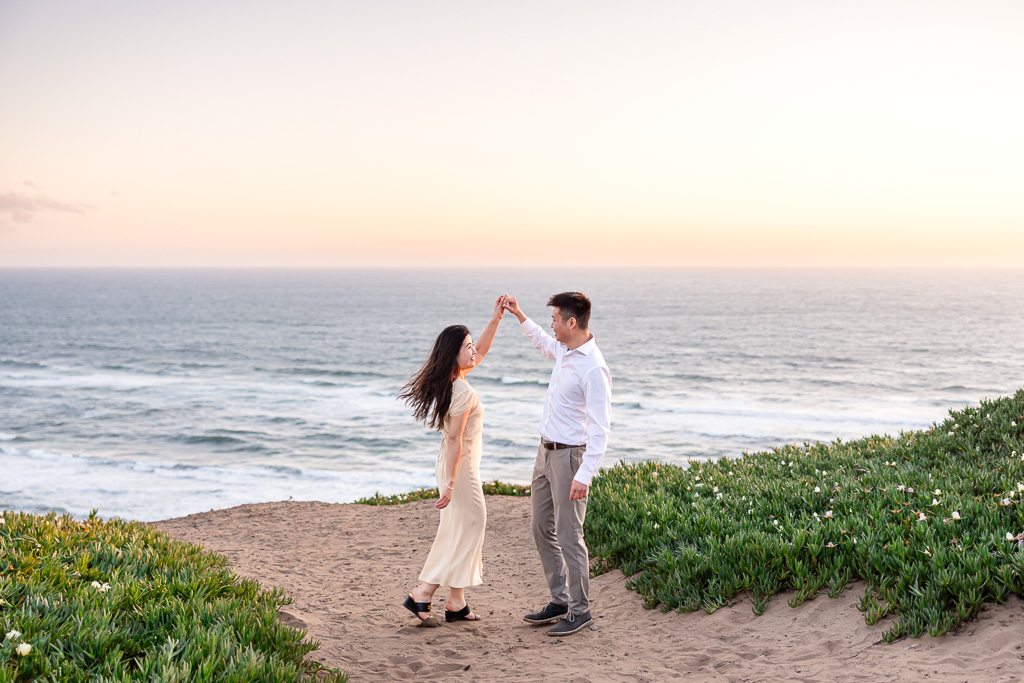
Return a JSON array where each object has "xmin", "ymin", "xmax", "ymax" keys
[{"xmin": 541, "ymin": 439, "xmax": 584, "ymax": 451}]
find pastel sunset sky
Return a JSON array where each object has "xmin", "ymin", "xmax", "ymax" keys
[{"xmin": 1, "ymin": 1, "xmax": 1022, "ymax": 267}]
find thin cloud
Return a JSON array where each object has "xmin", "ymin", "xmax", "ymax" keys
[{"xmin": 0, "ymin": 190, "xmax": 93, "ymax": 223}]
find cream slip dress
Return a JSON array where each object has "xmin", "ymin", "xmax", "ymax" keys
[{"xmin": 418, "ymin": 377, "xmax": 487, "ymax": 588}]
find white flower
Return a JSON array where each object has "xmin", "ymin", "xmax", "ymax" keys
[
  {"xmin": 691, "ymin": 502, "xmax": 697, "ymax": 507},
  {"xmin": 814, "ymin": 486, "xmax": 821, "ymax": 493},
  {"xmin": 713, "ymin": 486, "xmax": 719, "ymax": 493},
  {"xmin": 822, "ymin": 471, "xmax": 828, "ymax": 476},
  {"xmin": 716, "ymin": 493, "xmax": 722, "ymax": 500},
  {"xmin": 908, "ymin": 487, "xmax": 915, "ymax": 493},
  {"xmin": 653, "ymin": 523, "xmax": 660, "ymax": 529},
  {"xmin": 952, "ymin": 511, "xmax": 961, "ymax": 520},
  {"xmin": 5, "ymin": 629, "xmax": 20, "ymax": 641},
  {"xmin": 0, "ymin": 518, "xmax": 5, "ymax": 525},
  {"xmin": 897, "ymin": 485, "xmax": 906, "ymax": 492},
  {"xmin": 826, "ymin": 542, "xmax": 836, "ymax": 548},
  {"xmin": 1002, "ymin": 498, "xmax": 1012, "ymax": 507},
  {"xmin": 1008, "ymin": 532, "xmax": 1015, "ymax": 541},
  {"xmin": 91, "ymin": 581, "xmax": 110, "ymax": 593},
  {"xmin": 813, "ymin": 512, "xmax": 820, "ymax": 518},
  {"xmin": 1013, "ymin": 421, "xmax": 1017, "ymax": 427},
  {"xmin": 652, "ymin": 471, "xmax": 658, "ymax": 477},
  {"xmin": 947, "ymin": 432, "xmax": 954, "ymax": 437},
  {"xmin": 934, "ymin": 489, "xmax": 941, "ymax": 495},
  {"xmin": 918, "ymin": 512, "xmax": 927, "ymax": 521},
  {"xmin": 772, "ymin": 519, "xmax": 779, "ymax": 526},
  {"xmin": 1018, "ymin": 483, "xmax": 1024, "ymax": 492},
  {"xmin": 789, "ymin": 461, "xmax": 794, "ymax": 466},
  {"xmin": 932, "ymin": 498, "xmax": 939, "ymax": 506},
  {"xmin": 16, "ymin": 643, "xmax": 32, "ymax": 657},
  {"xmin": 824, "ymin": 510, "xmax": 833, "ymax": 518}
]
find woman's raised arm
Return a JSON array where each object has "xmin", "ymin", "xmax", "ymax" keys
[{"xmin": 465, "ymin": 296, "xmax": 504, "ymax": 372}]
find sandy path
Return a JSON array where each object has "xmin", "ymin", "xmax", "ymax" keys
[{"xmin": 153, "ymin": 498, "xmax": 1024, "ymax": 682}]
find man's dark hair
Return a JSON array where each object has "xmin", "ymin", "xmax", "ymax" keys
[{"xmin": 547, "ymin": 291, "xmax": 591, "ymax": 330}]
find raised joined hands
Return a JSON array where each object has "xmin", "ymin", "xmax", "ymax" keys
[{"xmin": 499, "ymin": 295, "xmax": 524, "ymax": 322}]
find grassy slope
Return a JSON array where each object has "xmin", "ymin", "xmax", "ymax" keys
[
  {"xmin": 587, "ymin": 389, "xmax": 1024, "ymax": 640},
  {"xmin": 0, "ymin": 512, "xmax": 345, "ymax": 682}
]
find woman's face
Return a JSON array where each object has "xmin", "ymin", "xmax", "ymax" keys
[{"xmin": 456, "ymin": 334, "xmax": 477, "ymax": 371}]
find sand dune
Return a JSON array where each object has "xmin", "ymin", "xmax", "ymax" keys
[{"xmin": 153, "ymin": 497, "xmax": 1024, "ymax": 682}]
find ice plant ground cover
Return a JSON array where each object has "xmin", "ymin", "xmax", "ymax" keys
[
  {"xmin": 356, "ymin": 480, "xmax": 531, "ymax": 505},
  {"xmin": 0, "ymin": 511, "xmax": 346, "ymax": 682},
  {"xmin": 587, "ymin": 388, "xmax": 1024, "ymax": 642}
]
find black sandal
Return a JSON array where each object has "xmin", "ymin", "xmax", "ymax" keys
[
  {"xmin": 445, "ymin": 604, "xmax": 482, "ymax": 622},
  {"xmin": 403, "ymin": 595, "xmax": 432, "ymax": 621}
]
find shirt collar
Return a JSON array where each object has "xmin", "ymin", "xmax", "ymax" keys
[{"xmin": 567, "ymin": 334, "xmax": 596, "ymax": 356}]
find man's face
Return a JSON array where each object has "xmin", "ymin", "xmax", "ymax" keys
[{"xmin": 550, "ymin": 307, "xmax": 572, "ymax": 343}]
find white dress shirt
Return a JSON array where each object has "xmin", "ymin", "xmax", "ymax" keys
[{"xmin": 520, "ymin": 317, "xmax": 612, "ymax": 486}]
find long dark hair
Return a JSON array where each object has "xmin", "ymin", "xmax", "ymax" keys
[{"xmin": 398, "ymin": 324, "xmax": 469, "ymax": 431}]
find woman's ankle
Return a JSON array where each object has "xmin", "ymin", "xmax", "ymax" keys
[{"xmin": 411, "ymin": 584, "xmax": 434, "ymax": 601}]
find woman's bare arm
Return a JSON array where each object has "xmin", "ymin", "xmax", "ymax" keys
[
  {"xmin": 436, "ymin": 407, "xmax": 470, "ymax": 509},
  {"xmin": 465, "ymin": 296, "xmax": 504, "ymax": 373}
]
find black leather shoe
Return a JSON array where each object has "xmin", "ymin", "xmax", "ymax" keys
[
  {"xmin": 547, "ymin": 610, "xmax": 592, "ymax": 636},
  {"xmin": 523, "ymin": 601, "xmax": 569, "ymax": 624}
]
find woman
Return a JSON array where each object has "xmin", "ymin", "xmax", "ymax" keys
[{"xmin": 398, "ymin": 297, "xmax": 504, "ymax": 623}]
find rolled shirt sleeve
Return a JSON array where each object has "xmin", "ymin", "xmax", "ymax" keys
[{"xmin": 575, "ymin": 365, "xmax": 612, "ymax": 486}]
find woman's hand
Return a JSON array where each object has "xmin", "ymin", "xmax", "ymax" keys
[
  {"xmin": 435, "ymin": 483, "xmax": 453, "ymax": 509},
  {"xmin": 493, "ymin": 295, "xmax": 506, "ymax": 321}
]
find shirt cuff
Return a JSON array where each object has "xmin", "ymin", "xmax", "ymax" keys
[{"xmin": 573, "ymin": 460, "xmax": 597, "ymax": 486}]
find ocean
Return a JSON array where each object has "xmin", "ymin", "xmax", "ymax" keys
[{"xmin": 2, "ymin": 268, "xmax": 1022, "ymax": 522}]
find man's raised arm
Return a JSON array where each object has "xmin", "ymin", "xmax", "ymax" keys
[{"xmin": 501, "ymin": 295, "xmax": 559, "ymax": 360}]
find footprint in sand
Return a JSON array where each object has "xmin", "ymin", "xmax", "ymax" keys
[{"xmin": 277, "ymin": 610, "xmax": 307, "ymax": 630}]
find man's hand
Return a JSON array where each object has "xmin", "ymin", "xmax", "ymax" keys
[
  {"xmin": 501, "ymin": 295, "xmax": 526, "ymax": 323},
  {"xmin": 569, "ymin": 480, "xmax": 589, "ymax": 501},
  {"xmin": 492, "ymin": 295, "xmax": 506, "ymax": 321}
]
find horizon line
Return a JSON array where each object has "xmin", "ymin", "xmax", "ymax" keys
[{"xmin": 1, "ymin": 264, "xmax": 1023, "ymax": 271}]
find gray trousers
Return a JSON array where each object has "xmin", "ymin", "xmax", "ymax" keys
[{"xmin": 532, "ymin": 444, "xmax": 589, "ymax": 614}]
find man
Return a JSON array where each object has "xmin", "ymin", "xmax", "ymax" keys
[{"xmin": 501, "ymin": 291, "xmax": 612, "ymax": 636}]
